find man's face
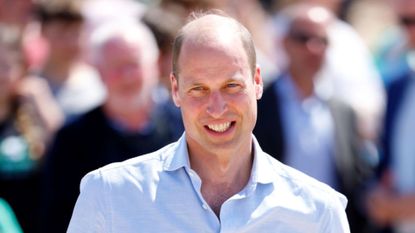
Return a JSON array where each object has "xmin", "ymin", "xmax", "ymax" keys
[
  {"xmin": 98, "ymin": 38, "xmax": 153, "ymax": 110},
  {"xmin": 43, "ymin": 20, "xmax": 83, "ymax": 61},
  {"xmin": 171, "ymin": 37, "xmax": 263, "ymax": 154},
  {"xmin": 284, "ymin": 18, "xmax": 328, "ymax": 77}
]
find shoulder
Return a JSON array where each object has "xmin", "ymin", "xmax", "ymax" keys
[
  {"xmin": 79, "ymin": 141, "xmax": 178, "ymax": 189},
  {"xmin": 266, "ymin": 153, "xmax": 347, "ymax": 210},
  {"xmin": 258, "ymin": 152, "xmax": 349, "ymax": 231},
  {"xmin": 57, "ymin": 106, "xmax": 104, "ymax": 135}
]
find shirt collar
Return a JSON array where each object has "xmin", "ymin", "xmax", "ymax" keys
[
  {"xmin": 163, "ymin": 133, "xmax": 275, "ymax": 185},
  {"xmin": 251, "ymin": 135, "xmax": 276, "ymax": 185},
  {"xmin": 163, "ymin": 133, "xmax": 191, "ymax": 171},
  {"xmin": 276, "ymin": 72, "xmax": 329, "ymax": 102}
]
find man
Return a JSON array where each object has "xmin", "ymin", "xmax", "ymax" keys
[
  {"xmin": 41, "ymin": 21, "xmax": 183, "ymax": 232},
  {"xmin": 367, "ymin": 2, "xmax": 415, "ymax": 232},
  {"xmin": 254, "ymin": 3, "xmax": 374, "ymax": 233},
  {"xmin": 67, "ymin": 11, "xmax": 349, "ymax": 232},
  {"xmin": 374, "ymin": 0, "xmax": 415, "ymax": 87},
  {"xmin": 35, "ymin": 0, "xmax": 106, "ymax": 122}
]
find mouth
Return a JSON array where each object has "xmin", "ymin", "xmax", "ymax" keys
[{"xmin": 205, "ymin": 121, "xmax": 235, "ymax": 133}]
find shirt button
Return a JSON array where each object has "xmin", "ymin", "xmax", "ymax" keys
[{"xmin": 202, "ymin": 204, "xmax": 208, "ymax": 210}]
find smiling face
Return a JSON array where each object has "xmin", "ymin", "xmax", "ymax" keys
[{"xmin": 171, "ymin": 24, "xmax": 263, "ymax": 156}]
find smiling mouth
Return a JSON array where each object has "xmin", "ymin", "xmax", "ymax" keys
[{"xmin": 206, "ymin": 121, "xmax": 234, "ymax": 133}]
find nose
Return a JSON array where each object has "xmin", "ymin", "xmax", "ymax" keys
[
  {"xmin": 305, "ymin": 38, "xmax": 327, "ymax": 55},
  {"xmin": 206, "ymin": 91, "xmax": 227, "ymax": 118},
  {"xmin": 118, "ymin": 64, "xmax": 140, "ymax": 79}
]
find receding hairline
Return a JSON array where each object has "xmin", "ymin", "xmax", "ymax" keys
[{"xmin": 172, "ymin": 11, "xmax": 257, "ymax": 78}]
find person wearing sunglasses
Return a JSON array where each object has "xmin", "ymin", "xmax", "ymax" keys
[
  {"xmin": 367, "ymin": 1, "xmax": 415, "ymax": 233},
  {"xmin": 373, "ymin": 0, "xmax": 415, "ymax": 87},
  {"xmin": 254, "ymin": 3, "xmax": 375, "ymax": 233}
]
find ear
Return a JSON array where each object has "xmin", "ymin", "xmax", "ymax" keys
[
  {"xmin": 254, "ymin": 65, "xmax": 263, "ymax": 100},
  {"xmin": 170, "ymin": 73, "xmax": 181, "ymax": 107}
]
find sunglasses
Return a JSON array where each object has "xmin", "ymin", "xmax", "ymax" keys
[
  {"xmin": 399, "ymin": 16, "xmax": 415, "ymax": 27},
  {"xmin": 288, "ymin": 30, "xmax": 329, "ymax": 47}
]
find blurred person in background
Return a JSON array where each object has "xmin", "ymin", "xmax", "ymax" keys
[
  {"xmin": 366, "ymin": 2, "xmax": 415, "ymax": 232},
  {"xmin": 147, "ymin": 0, "xmax": 280, "ymax": 84},
  {"xmin": 81, "ymin": 0, "xmax": 146, "ymax": 41},
  {"xmin": 34, "ymin": 0, "xmax": 106, "ymax": 123},
  {"xmin": 143, "ymin": 1, "xmax": 187, "ymax": 93},
  {"xmin": 254, "ymin": 3, "xmax": 376, "ymax": 233},
  {"xmin": 0, "ymin": 0, "xmax": 48, "ymax": 72},
  {"xmin": 67, "ymin": 10, "xmax": 349, "ymax": 233},
  {"xmin": 209, "ymin": 0, "xmax": 280, "ymax": 83},
  {"xmin": 373, "ymin": 0, "xmax": 415, "ymax": 87},
  {"xmin": 0, "ymin": 24, "xmax": 57, "ymax": 233},
  {"xmin": 40, "ymin": 20, "xmax": 184, "ymax": 233},
  {"xmin": 272, "ymin": 0, "xmax": 385, "ymax": 148}
]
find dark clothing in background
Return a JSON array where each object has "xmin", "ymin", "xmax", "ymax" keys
[
  {"xmin": 40, "ymin": 103, "xmax": 183, "ymax": 232},
  {"xmin": 376, "ymin": 73, "xmax": 412, "ymax": 233},
  {"xmin": 379, "ymin": 74, "xmax": 411, "ymax": 177},
  {"xmin": 254, "ymin": 77, "xmax": 375, "ymax": 233},
  {"xmin": 0, "ymin": 100, "xmax": 46, "ymax": 233}
]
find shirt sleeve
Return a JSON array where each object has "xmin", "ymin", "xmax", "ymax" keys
[
  {"xmin": 67, "ymin": 170, "xmax": 109, "ymax": 233},
  {"xmin": 320, "ymin": 192, "xmax": 351, "ymax": 233}
]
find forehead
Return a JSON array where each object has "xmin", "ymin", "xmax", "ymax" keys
[
  {"xmin": 102, "ymin": 38, "xmax": 141, "ymax": 56},
  {"xmin": 178, "ymin": 35, "xmax": 249, "ymax": 75},
  {"xmin": 291, "ymin": 17, "xmax": 327, "ymax": 35}
]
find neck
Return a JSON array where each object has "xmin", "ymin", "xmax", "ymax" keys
[
  {"xmin": 188, "ymin": 136, "xmax": 253, "ymax": 216},
  {"xmin": 289, "ymin": 67, "xmax": 315, "ymax": 99},
  {"xmin": 191, "ymin": 150, "xmax": 252, "ymax": 184},
  {"xmin": 41, "ymin": 58, "xmax": 73, "ymax": 86}
]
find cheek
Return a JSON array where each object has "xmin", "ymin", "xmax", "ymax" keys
[
  {"xmin": 180, "ymin": 98, "xmax": 204, "ymax": 114},
  {"xmin": 178, "ymin": 97, "xmax": 207, "ymax": 122}
]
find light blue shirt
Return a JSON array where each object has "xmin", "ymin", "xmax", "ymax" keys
[
  {"xmin": 67, "ymin": 133, "xmax": 350, "ymax": 233},
  {"xmin": 275, "ymin": 74, "xmax": 337, "ymax": 189},
  {"xmin": 392, "ymin": 76, "xmax": 415, "ymax": 194},
  {"xmin": 391, "ymin": 76, "xmax": 415, "ymax": 233}
]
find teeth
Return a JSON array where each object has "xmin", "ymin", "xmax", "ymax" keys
[{"xmin": 207, "ymin": 122, "xmax": 231, "ymax": 133}]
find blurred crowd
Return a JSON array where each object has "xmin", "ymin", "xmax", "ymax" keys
[{"xmin": 0, "ymin": 0, "xmax": 414, "ymax": 232}]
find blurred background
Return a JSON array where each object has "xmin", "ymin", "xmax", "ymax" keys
[{"xmin": 0, "ymin": 0, "xmax": 413, "ymax": 232}]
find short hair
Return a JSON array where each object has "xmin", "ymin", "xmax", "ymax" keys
[
  {"xmin": 36, "ymin": 0, "xmax": 84, "ymax": 24},
  {"xmin": 275, "ymin": 3, "xmax": 334, "ymax": 38},
  {"xmin": 89, "ymin": 20, "xmax": 159, "ymax": 68},
  {"xmin": 172, "ymin": 10, "xmax": 257, "ymax": 78}
]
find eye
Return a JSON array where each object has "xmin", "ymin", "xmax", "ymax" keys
[
  {"xmin": 188, "ymin": 85, "xmax": 209, "ymax": 97},
  {"xmin": 225, "ymin": 82, "xmax": 243, "ymax": 94},
  {"xmin": 226, "ymin": 83, "xmax": 239, "ymax": 88}
]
